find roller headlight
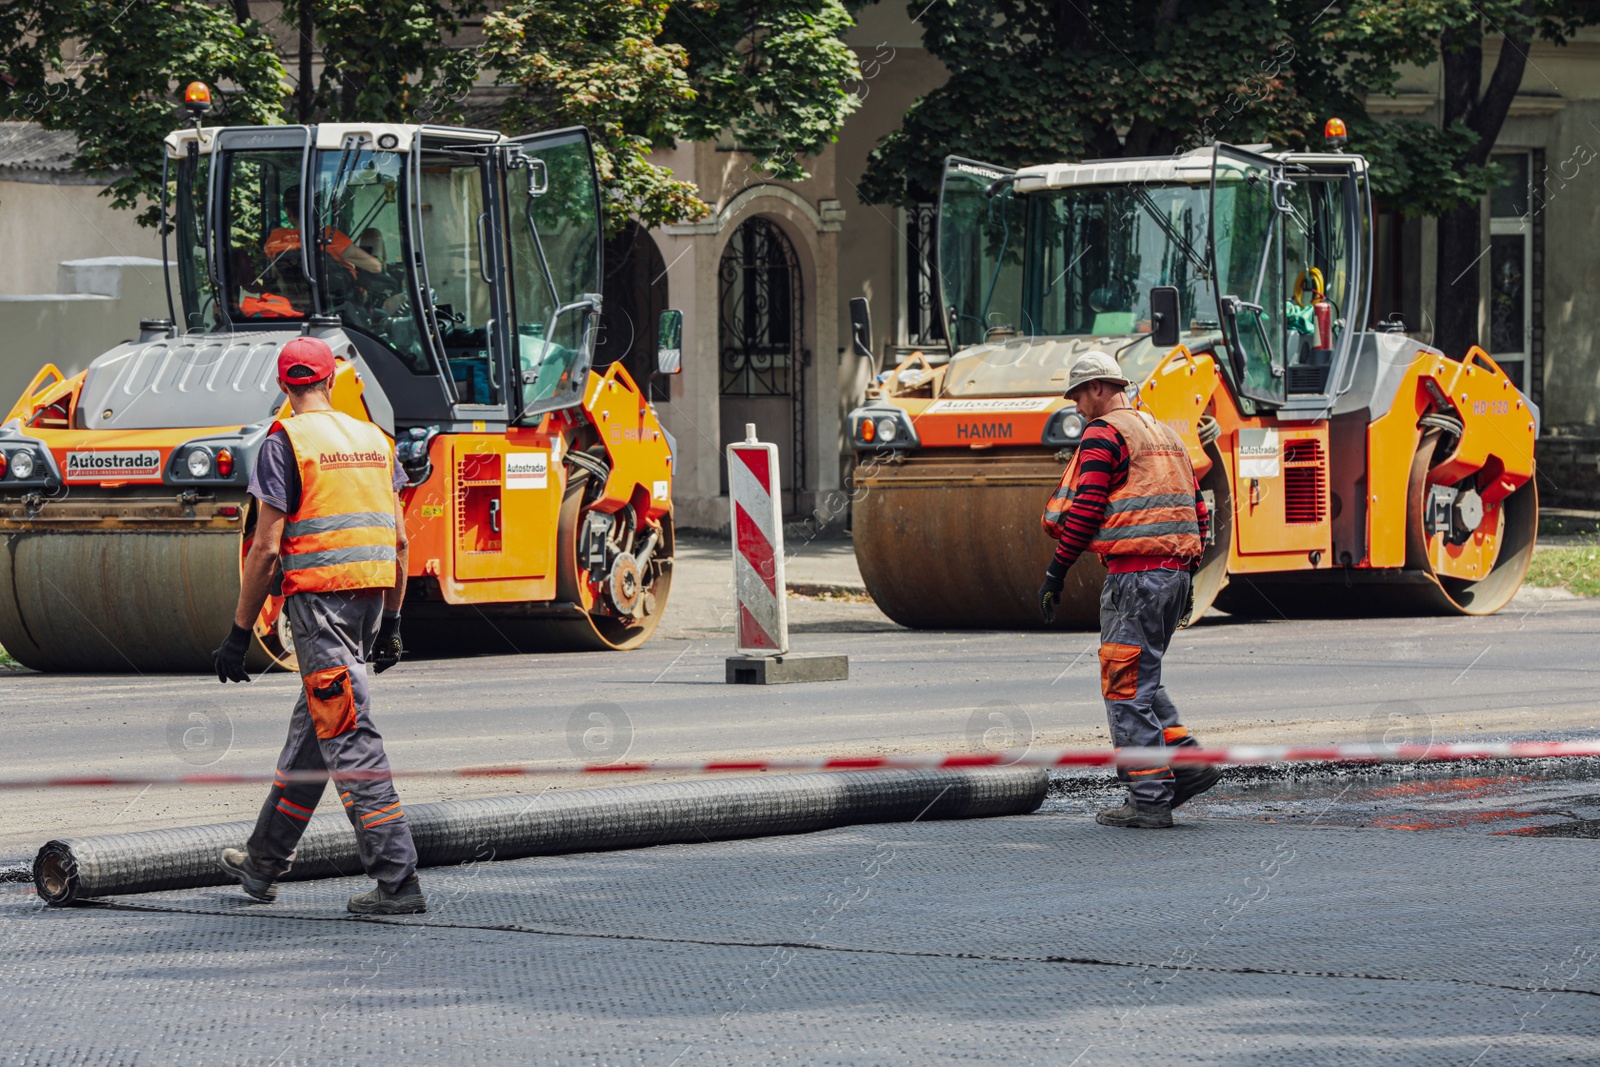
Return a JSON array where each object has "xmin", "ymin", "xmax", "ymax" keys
[
  {"xmin": 9, "ymin": 450, "xmax": 34, "ymax": 480},
  {"xmin": 1042, "ymin": 409, "xmax": 1087, "ymax": 446},
  {"xmin": 848, "ymin": 405, "xmax": 918, "ymax": 450},
  {"xmin": 186, "ymin": 447, "xmax": 212, "ymax": 478}
]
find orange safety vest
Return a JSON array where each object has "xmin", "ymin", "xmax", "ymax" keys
[
  {"xmin": 242, "ymin": 291, "xmax": 304, "ymax": 319},
  {"xmin": 265, "ymin": 227, "xmax": 359, "ymax": 277},
  {"xmin": 276, "ymin": 410, "xmax": 398, "ymax": 596},
  {"xmin": 1041, "ymin": 407, "xmax": 1202, "ymax": 560}
]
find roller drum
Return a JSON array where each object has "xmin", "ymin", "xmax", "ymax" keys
[
  {"xmin": 853, "ymin": 449, "xmax": 1104, "ymax": 628},
  {"xmin": 0, "ymin": 529, "xmax": 259, "ymax": 672}
]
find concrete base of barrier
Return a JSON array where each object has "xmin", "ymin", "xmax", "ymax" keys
[{"xmin": 726, "ymin": 653, "xmax": 849, "ymax": 684}]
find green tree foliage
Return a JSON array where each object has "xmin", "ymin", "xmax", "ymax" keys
[
  {"xmin": 480, "ymin": 0, "xmax": 703, "ymax": 231},
  {"xmin": 862, "ymin": 1, "xmax": 1313, "ymax": 204},
  {"xmin": 485, "ymin": 0, "xmax": 861, "ymax": 232},
  {"xmin": 667, "ymin": 0, "xmax": 860, "ymax": 177},
  {"xmin": 859, "ymin": 0, "xmax": 1590, "ymax": 219},
  {"xmin": 281, "ymin": 0, "xmax": 482, "ymax": 122},
  {"xmin": 1, "ymin": 1, "xmax": 860, "ymax": 235},
  {"xmin": 0, "ymin": 0, "xmax": 284, "ymax": 226}
]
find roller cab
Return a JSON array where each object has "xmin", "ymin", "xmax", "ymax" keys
[
  {"xmin": 847, "ymin": 139, "xmax": 1538, "ymax": 628},
  {"xmin": 0, "ymin": 119, "xmax": 682, "ymax": 671}
]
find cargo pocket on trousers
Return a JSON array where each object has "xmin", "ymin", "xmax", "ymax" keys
[
  {"xmin": 1099, "ymin": 643, "xmax": 1141, "ymax": 701},
  {"xmin": 305, "ymin": 666, "xmax": 358, "ymax": 739}
]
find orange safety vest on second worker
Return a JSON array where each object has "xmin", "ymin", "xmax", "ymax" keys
[
  {"xmin": 264, "ymin": 227, "xmax": 359, "ymax": 277},
  {"xmin": 276, "ymin": 410, "xmax": 398, "ymax": 596},
  {"xmin": 1042, "ymin": 407, "xmax": 1202, "ymax": 560}
]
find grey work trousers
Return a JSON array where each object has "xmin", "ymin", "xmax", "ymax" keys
[
  {"xmin": 1098, "ymin": 567, "xmax": 1194, "ymax": 809},
  {"xmin": 246, "ymin": 590, "xmax": 418, "ymax": 891}
]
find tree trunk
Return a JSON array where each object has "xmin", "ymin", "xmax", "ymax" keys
[
  {"xmin": 297, "ymin": 2, "xmax": 314, "ymax": 123},
  {"xmin": 230, "ymin": 0, "xmax": 252, "ymax": 26},
  {"xmin": 340, "ymin": 61, "xmax": 361, "ymax": 120},
  {"xmin": 1432, "ymin": 2, "xmax": 1536, "ymax": 356},
  {"xmin": 1434, "ymin": 202, "xmax": 1483, "ymax": 354}
]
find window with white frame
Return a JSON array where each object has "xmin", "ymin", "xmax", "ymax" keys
[{"xmin": 1488, "ymin": 152, "xmax": 1531, "ymax": 392}]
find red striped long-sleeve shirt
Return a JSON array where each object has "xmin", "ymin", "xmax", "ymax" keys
[{"xmin": 1047, "ymin": 420, "xmax": 1210, "ymax": 578}]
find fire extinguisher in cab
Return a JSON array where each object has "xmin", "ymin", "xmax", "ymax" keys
[{"xmin": 1313, "ymin": 286, "xmax": 1334, "ymax": 354}]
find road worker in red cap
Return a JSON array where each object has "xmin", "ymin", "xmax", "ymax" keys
[
  {"xmin": 211, "ymin": 335, "xmax": 424, "ymax": 914},
  {"xmin": 1038, "ymin": 351, "xmax": 1220, "ymax": 828}
]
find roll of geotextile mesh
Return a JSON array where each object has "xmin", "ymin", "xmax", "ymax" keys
[{"xmin": 34, "ymin": 767, "xmax": 1047, "ymax": 906}]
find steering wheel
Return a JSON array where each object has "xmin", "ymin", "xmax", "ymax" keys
[
  {"xmin": 322, "ymin": 261, "xmax": 359, "ymax": 306},
  {"xmin": 357, "ymin": 267, "xmax": 401, "ymax": 301}
]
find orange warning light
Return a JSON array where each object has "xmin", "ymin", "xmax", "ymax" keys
[
  {"xmin": 1323, "ymin": 117, "xmax": 1348, "ymax": 150},
  {"xmin": 184, "ymin": 82, "xmax": 212, "ymax": 106}
]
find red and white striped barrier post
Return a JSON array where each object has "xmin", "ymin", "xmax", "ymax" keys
[
  {"xmin": 728, "ymin": 423, "xmax": 789, "ymax": 655},
  {"xmin": 726, "ymin": 424, "xmax": 848, "ymax": 684}
]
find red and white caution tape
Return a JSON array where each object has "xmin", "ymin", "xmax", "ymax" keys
[{"xmin": 2, "ymin": 741, "xmax": 1597, "ymax": 790}]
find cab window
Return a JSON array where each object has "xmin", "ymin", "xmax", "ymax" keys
[
  {"xmin": 1211, "ymin": 150, "xmax": 1285, "ymax": 402},
  {"xmin": 218, "ymin": 148, "xmax": 310, "ymax": 322},
  {"xmin": 417, "ymin": 150, "xmax": 499, "ymax": 405},
  {"xmin": 313, "ymin": 148, "xmax": 429, "ymax": 372},
  {"xmin": 1282, "ymin": 175, "xmax": 1354, "ymax": 391},
  {"xmin": 940, "ymin": 166, "xmax": 1025, "ymax": 348},
  {"xmin": 505, "ymin": 137, "xmax": 602, "ymax": 416},
  {"xmin": 173, "ymin": 152, "xmax": 216, "ymax": 332}
]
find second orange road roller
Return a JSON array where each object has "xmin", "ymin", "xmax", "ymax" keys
[
  {"xmin": 846, "ymin": 126, "xmax": 1538, "ymax": 627},
  {"xmin": 0, "ymin": 106, "xmax": 682, "ymax": 671}
]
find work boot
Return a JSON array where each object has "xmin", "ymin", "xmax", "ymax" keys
[
  {"xmin": 1171, "ymin": 765, "xmax": 1222, "ymax": 809},
  {"xmin": 347, "ymin": 875, "xmax": 426, "ymax": 915},
  {"xmin": 219, "ymin": 847, "xmax": 278, "ymax": 902},
  {"xmin": 1095, "ymin": 800, "xmax": 1174, "ymax": 828}
]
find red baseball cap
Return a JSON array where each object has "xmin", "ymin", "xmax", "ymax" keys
[{"xmin": 277, "ymin": 336, "xmax": 337, "ymax": 387}]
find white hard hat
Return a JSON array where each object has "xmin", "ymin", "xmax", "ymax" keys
[{"xmin": 1064, "ymin": 351, "xmax": 1130, "ymax": 397}]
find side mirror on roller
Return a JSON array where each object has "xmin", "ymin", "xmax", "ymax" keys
[
  {"xmin": 1149, "ymin": 286, "xmax": 1181, "ymax": 350},
  {"xmin": 656, "ymin": 309, "xmax": 683, "ymax": 375},
  {"xmin": 849, "ymin": 297, "xmax": 873, "ymax": 359}
]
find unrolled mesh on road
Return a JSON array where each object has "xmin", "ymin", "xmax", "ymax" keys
[{"xmin": 33, "ymin": 767, "xmax": 1047, "ymax": 906}]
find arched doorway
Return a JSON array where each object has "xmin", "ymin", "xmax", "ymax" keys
[
  {"xmin": 597, "ymin": 221, "xmax": 669, "ymax": 400},
  {"xmin": 719, "ymin": 216, "xmax": 805, "ymax": 513}
]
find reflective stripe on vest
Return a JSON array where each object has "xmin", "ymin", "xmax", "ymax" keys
[
  {"xmin": 1088, "ymin": 408, "xmax": 1201, "ymax": 559},
  {"xmin": 277, "ymin": 411, "xmax": 398, "ymax": 595}
]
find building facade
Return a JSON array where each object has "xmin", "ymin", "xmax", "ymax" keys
[{"xmin": 8, "ymin": 14, "xmax": 1600, "ymax": 518}]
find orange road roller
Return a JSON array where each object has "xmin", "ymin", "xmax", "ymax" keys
[
  {"xmin": 0, "ymin": 119, "xmax": 682, "ymax": 670},
  {"xmin": 846, "ymin": 136, "xmax": 1536, "ymax": 627}
]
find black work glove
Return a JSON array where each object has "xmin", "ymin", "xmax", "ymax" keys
[
  {"xmin": 1039, "ymin": 559, "xmax": 1069, "ymax": 624},
  {"xmin": 1179, "ymin": 562, "xmax": 1199, "ymax": 628},
  {"xmin": 213, "ymin": 623, "xmax": 252, "ymax": 683},
  {"xmin": 1038, "ymin": 577, "xmax": 1064, "ymax": 625},
  {"xmin": 371, "ymin": 612, "xmax": 403, "ymax": 674}
]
